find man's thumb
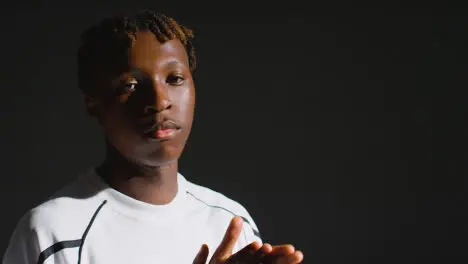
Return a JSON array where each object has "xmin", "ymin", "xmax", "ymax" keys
[{"xmin": 193, "ymin": 244, "xmax": 209, "ymax": 264}]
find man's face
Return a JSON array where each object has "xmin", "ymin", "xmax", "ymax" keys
[{"xmin": 88, "ymin": 31, "xmax": 195, "ymax": 168}]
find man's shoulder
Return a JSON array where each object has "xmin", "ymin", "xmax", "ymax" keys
[
  {"xmin": 183, "ymin": 177, "xmax": 261, "ymax": 237},
  {"xmin": 20, "ymin": 170, "xmax": 104, "ymax": 236},
  {"xmin": 185, "ymin": 179, "xmax": 247, "ymax": 215}
]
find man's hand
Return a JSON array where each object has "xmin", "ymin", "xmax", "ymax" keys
[
  {"xmin": 193, "ymin": 216, "xmax": 303, "ymax": 264},
  {"xmin": 262, "ymin": 245, "xmax": 304, "ymax": 264}
]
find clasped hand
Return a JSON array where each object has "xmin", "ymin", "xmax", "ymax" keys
[{"xmin": 193, "ymin": 216, "xmax": 303, "ymax": 264}]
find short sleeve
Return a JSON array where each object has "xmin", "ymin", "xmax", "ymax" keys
[{"xmin": 3, "ymin": 212, "xmax": 41, "ymax": 264}]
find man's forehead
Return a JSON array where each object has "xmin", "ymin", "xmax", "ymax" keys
[{"xmin": 128, "ymin": 32, "xmax": 189, "ymax": 66}]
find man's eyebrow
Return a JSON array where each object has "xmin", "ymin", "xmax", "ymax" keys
[
  {"xmin": 128, "ymin": 68, "xmax": 144, "ymax": 75},
  {"xmin": 123, "ymin": 61, "xmax": 186, "ymax": 77},
  {"xmin": 165, "ymin": 60, "xmax": 185, "ymax": 67},
  {"xmin": 120, "ymin": 68, "xmax": 145, "ymax": 79}
]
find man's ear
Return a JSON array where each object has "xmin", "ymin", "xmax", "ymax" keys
[{"xmin": 84, "ymin": 95, "xmax": 100, "ymax": 117}]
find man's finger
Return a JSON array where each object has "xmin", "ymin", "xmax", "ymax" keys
[
  {"xmin": 193, "ymin": 244, "xmax": 209, "ymax": 264},
  {"xmin": 252, "ymin": 243, "xmax": 272, "ymax": 260},
  {"xmin": 227, "ymin": 241, "xmax": 263, "ymax": 263},
  {"xmin": 212, "ymin": 216, "xmax": 244, "ymax": 260},
  {"xmin": 272, "ymin": 250, "xmax": 304, "ymax": 264},
  {"xmin": 270, "ymin": 245, "xmax": 295, "ymax": 256}
]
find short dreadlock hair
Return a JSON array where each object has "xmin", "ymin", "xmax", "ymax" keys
[{"xmin": 77, "ymin": 9, "xmax": 196, "ymax": 96}]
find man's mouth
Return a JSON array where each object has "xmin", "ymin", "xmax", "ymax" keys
[{"xmin": 142, "ymin": 120, "xmax": 181, "ymax": 140}]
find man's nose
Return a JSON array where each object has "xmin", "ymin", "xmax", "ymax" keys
[{"xmin": 144, "ymin": 79, "xmax": 172, "ymax": 114}]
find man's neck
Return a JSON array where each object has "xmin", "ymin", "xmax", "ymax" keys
[{"xmin": 97, "ymin": 149, "xmax": 179, "ymax": 205}]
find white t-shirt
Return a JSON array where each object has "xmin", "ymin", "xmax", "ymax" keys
[{"xmin": 3, "ymin": 169, "xmax": 261, "ymax": 264}]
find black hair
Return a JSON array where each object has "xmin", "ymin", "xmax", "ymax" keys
[{"xmin": 77, "ymin": 9, "xmax": 196, "ymax": 96}]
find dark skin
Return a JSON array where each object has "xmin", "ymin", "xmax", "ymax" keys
[
  {"xmin": 87, "ymin": 31, "xmax": 194, "ymax": 205},
  {"xmin": 85, "ymin": 31, "xmax": 303, "ymax": 263}
]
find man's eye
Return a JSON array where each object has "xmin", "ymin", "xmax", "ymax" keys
[
  {"xmin": 119, "ymin": 83, "xmax": 137, "ymax": 94},
  {"xmin": 167, "ymin": 75, "xmax": 185, "ymax": 86}
]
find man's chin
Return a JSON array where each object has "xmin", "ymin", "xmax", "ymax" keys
[{"xmin": 130, "ymin": 157, "xmax": 178, "ymax": 172}]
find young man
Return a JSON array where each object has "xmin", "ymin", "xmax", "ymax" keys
[{"xmin": 3, "ymin": 10, "xmax": 303, "ymax": 264}]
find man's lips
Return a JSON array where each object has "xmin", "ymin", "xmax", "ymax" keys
[
  {"xmin": 151, "ymin": 128, "xmax": 177, "ymax": 139},
  {"xmin": 142, "ymin": 120, "xmax": 181, "ymax": 140}
]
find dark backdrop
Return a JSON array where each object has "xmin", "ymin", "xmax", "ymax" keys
[{"xmin": 0, "ymin": 3, "xmax": 466, "ymax": 264}]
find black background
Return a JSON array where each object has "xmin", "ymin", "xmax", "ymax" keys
[{"xmin": 0, "ymin": 2, "xmax": 466, "ymax": 264}]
